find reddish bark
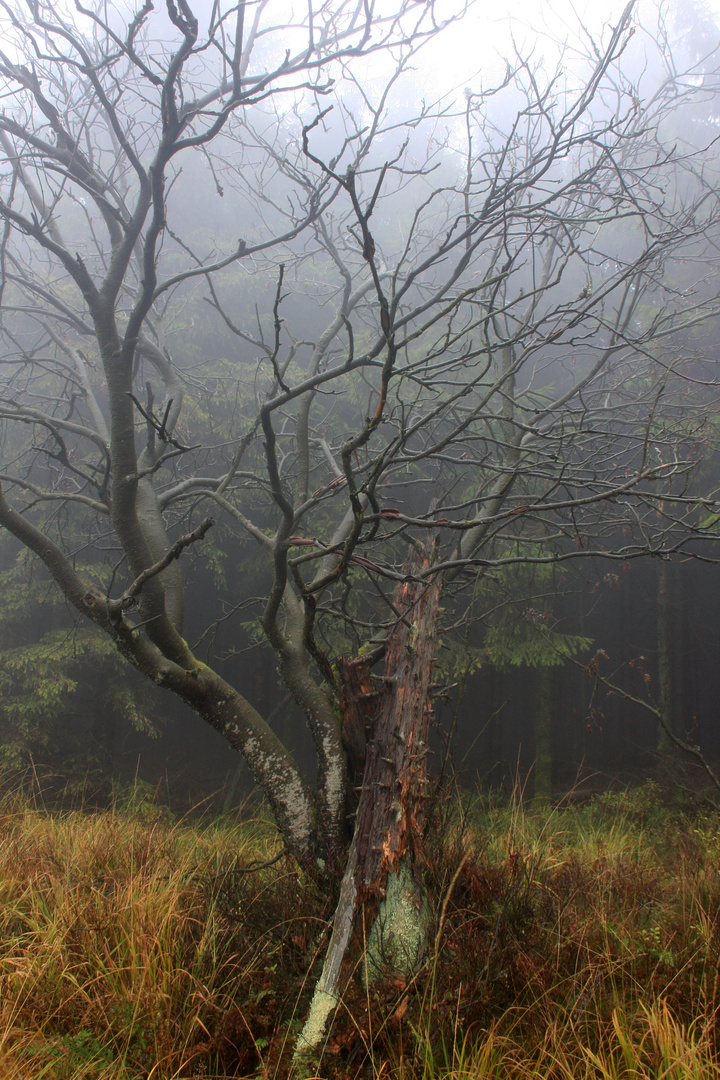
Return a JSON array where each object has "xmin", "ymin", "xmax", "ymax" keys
[
  {"xmin": 295, "ymin": 547, "xmax": 442, "ymax": 1055},
  {"xmin": 337, "ymin": 655, "xmax": 375, "ymax": 784},
  {"xmin": 351, "ymin": 546, "xmax": 442, "ymax": 899}
]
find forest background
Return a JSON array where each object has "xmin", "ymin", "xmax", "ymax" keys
[
  {"xmin": 0, "ymin": 0, "xmax": 719, "ymax": 813},
  {"xmin": 2, "ymin": 0, "xmax": 720, "ymax": 1075}
]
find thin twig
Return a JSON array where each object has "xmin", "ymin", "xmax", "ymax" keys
[{"xmin": 109, "ymin": 517, "xmax": 214, "ymax": 614}]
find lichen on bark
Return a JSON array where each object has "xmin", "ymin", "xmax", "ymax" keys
[
  {"xmin": 364, "ymin": 854, "xmax": 431, "ymax": 985},
  {"xmin": 294, "ymin": 544, "xmax": 442, "ymax": 1059}
]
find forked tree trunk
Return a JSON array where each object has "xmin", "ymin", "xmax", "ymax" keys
[{"xmin": 296, "ymin": 546, "xmax": 441, "ymax": 1060}]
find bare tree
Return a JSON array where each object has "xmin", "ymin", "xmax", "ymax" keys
[
  {"xmin": 1, "ymin": 0, "xmax": 720, "ymax": 1053},
  {"xmin": 0, "ymin": 0, "xmax": 455, "ymax": 865}
]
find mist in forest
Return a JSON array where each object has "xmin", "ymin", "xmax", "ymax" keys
[
  {"xmin": 6, "ymin": 2, "xmax": 720, "ymax": 1075},
  {"xmin": 0, "ymin": 0, "xmax": 719, "ymax": 815}
]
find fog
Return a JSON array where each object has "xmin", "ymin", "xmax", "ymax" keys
[{"xmin": 0, "ymin": 0, "xmax": 719, "ymax": 821}]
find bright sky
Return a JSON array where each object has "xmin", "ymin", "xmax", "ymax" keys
[
  {"xmin": 411, "ymin": 0, "xmax": 720, "ymax": 102},
  {"xmin": 2, "ymin": 0, "xmax": 718, "ymax": 112}
]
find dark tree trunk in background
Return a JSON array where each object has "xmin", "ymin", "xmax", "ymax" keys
[
  {"xmin": 533, "ymin": 667, "xmax": 553, "ymax": 803},
  {"xmin": 656, "ymin": 560, "xmax": 674, "ymax": 755},
  {"xmin": 296, "ymin": 547, "xmax": 441, "ymax": 1058}
]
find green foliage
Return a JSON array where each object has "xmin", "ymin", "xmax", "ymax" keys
[
  {"xmin": 698, "ymin": 507, "xmax": 720, "ymax": 530},
  {"xmin": 0, "ymin": 554, "xmax": 157, "ymax": 790},
  {"xmin": 442, "ymin": 620, "xmax": 592, "ymax": 680},
  {"xmin": 482, "ymin": 617, "xmax": 592, "ymax": 671},
  {"xmin": 25, "ymin": 1029, "xmax": 118, "ymax": 1079},
  {"xmin": 441, "ymin": 554, "xmax": 592, "ymax": 678},
  {"xmin": 0, "ymin": 624, "xmax": 158, "ymax": 767}
]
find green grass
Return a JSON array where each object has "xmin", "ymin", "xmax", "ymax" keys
[{"xmin": 0, "ymin": 781, "xmax": 718, "ymax": 1078}]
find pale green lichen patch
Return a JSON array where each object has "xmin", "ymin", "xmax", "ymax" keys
[
  {"xmin": 294, "ymin": 987, "xmax": 338, "ymax": 1061},
  {"xmin": 364, "ymin": 855, "xmax": 431, "ymax": 986}
]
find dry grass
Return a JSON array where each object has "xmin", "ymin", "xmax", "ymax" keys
[
  {"xmin": 0, "ymin": 790, "xmax": 304, "ymax": 1078},
  {"xmin": 0, "ymin": 782, "xmax": 718, "ymax": 1078}
]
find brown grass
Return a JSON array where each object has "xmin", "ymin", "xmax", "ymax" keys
[{"xmin": 0, "ymin": 782, "xmax": 718, "ymax": 1078}]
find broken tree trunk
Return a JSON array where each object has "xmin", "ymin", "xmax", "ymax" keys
[
  {"xmin": 295, "ymin": 545, "xmax": 441, "ymax": 1060},
  {"xmin": 337, "ymin": 654, "xmax": 377, "ymax": 819}
]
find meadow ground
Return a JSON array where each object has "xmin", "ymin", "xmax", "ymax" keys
[{"xmin": 0, "ymin": 780, "xmax": 719, "ymax": 1079}]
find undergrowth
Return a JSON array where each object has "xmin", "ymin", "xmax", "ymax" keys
[{"xmin": 0, "ymin": 781, "xmax": 718, "ymax": 1078}]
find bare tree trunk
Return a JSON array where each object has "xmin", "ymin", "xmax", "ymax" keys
[
  {"xmin": 295, "ymin": 546, "xmax": 441, "ymax": 1060},
  {"xmin": 657, "ymin": 559, "xmax": 673, "ymax": 756},
  {"xmin": 337, "ymin": 655, "xmax": 377, "ymax": 818},
  {"xmin": 533, "ymin": 668, "xmax": 553, "ymax": 804}
]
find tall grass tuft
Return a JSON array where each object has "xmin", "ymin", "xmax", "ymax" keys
[
  {"xmin": 0, "ymin": 781, "xmax": 719, "ymax": 1078},
  {"xmin": 0, "ymin": 789, "xmax": 309, "ymax": 1078}
]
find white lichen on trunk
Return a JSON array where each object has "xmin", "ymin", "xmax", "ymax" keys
[
  {"xmin": 364, "ymin": 855, "xmax": 431, "ymax": 985},
  {"xmin": 294, "ymin": 545, "xmax": 441, "ymax": 1062},
  {"xmin": 294, "ymin": 841, "xmax": 359, "ymax": 1062},
  {"xmin": 294, "ymin": 988, "xmax": 340, "ymax": 1063}
]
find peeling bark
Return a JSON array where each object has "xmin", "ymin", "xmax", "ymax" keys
[
  {"xmin": 295, "ymin": 545, "xmax": 441, "ymax": 1060},
  {"xmin": 364, "ymin": 854, "xmax": 431, "ymax": 985},
  {"xmin": 354, "ymin": 556, "xmax": 441, "ymax": 899},
  {"xmin": 337, "ymin": 655, "xmax": 377, "ymax": 815}
]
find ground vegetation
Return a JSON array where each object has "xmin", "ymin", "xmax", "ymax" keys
[
  {"xmin": 0, "ymin": 783, "xmax": 718, "ymax": 1078},
  {"xmin": 2, "ymin": 0, "xmax": 720, "ymax": 1053}
]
